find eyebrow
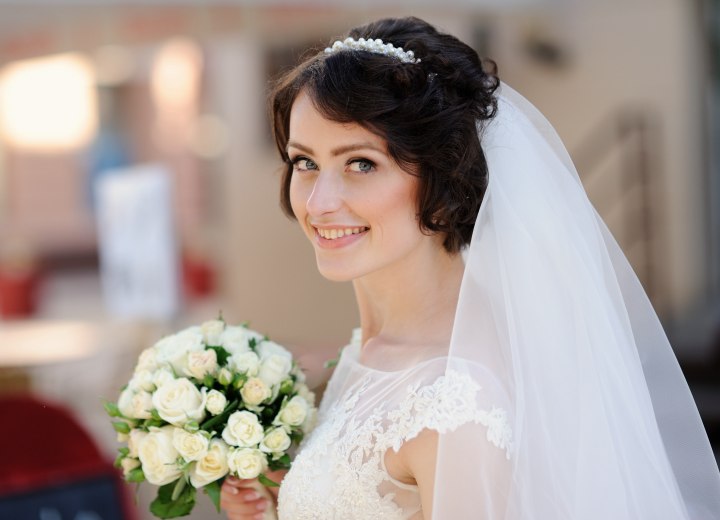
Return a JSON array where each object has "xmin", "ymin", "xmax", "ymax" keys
[{"xmin": 286, "ymin": 140, "xmax": 385, "ymax": 157}]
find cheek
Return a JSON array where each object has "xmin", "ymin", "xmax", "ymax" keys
[{"xmin": 288, "ymin": 174, "xmax": 307, "ymax": 220}]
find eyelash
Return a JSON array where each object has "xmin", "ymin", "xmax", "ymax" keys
[{"xmin": 289, "ymin": 156, "xmax": 376, "ymax": 174}]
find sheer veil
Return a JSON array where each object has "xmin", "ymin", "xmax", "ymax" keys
[{"xmin": 433, "ymin": 83, "xmax": 720, "ymax": 518}]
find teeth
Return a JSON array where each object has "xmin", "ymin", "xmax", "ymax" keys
[{"xmin": 316, "ymin": 227, "xmax": 368, "ymax": 240}]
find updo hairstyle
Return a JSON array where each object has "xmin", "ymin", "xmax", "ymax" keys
[{"xmin": 269, "ymin": 16, "xmax": 499, "ymax": 253}]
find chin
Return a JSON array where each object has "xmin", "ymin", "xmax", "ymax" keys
[{"xmin": 314, "ymin": 257, "xmax": 363, "ymax": 282}]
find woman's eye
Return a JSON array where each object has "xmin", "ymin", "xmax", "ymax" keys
[
  {"xmin": 291, "ymin": 157, "xmax": 318, "ymax": 171},
  {"xmin": 348, "ymin": 159, "xmax": 375, "ymax": 174}
]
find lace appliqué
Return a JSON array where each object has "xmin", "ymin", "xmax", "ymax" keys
[{"xmin": 277, "ymin": 369, "xmax": 513, "ymax": 520}]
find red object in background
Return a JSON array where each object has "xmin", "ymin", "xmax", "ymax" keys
[
  {"xmin": 0, "ymin": 267, "xmax": 39, "ymax": 318},
  {"xmin": 0, "ymin": 394, "xmax": 136, "ymax": 520},
  {"xmin": 182, "ymin": 252, "xmax": 215, "ymax": 298}
]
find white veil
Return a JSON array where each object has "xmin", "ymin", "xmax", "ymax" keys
[{"xmin": 433, "ymin": 83, "xmax": 720, "ymax": 519}]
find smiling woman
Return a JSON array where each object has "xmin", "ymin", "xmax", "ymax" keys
[{"xmin": 219, "ymin": 15, "xmax": 720, "ymax": 520}]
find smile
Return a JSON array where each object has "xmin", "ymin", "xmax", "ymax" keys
[{"xmin": 314, "ymin": 227, "xmax": 369, "ymax": 240}]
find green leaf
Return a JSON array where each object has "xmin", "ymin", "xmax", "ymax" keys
[
  {"xmin": 184, "ymin": 420, "xmax": 199, "ymax": 433},
  {"xmin": 208, "ymin": 346, "xmax": 231, "ymax": 367},
  {"xmin": 103, "ymin": 401, "xmax": 121, "ymax": 417},
  {"xmin": 118, "ymin": 447, "xmax": 130, "ymax": 457},
  {"xmin": 233, "ymin": 373, "xmax": 247, "ymax": 390},
  {"xmin": 114, "ymin": 453, "xmax": 124, "ymax": 469},
  {"xmin": 200, "ymin": 399, "xmax": 239, "ymax": 431},
  {"xmin": 112, "ymin": 421, "xmax": 131, "ymax": 434},
  {"xmin": 151, "ymin": 409, "xmax": 163, "ymax": 421},
  {"xmin": 203, "ymin": 480, "xmax": 222, "ymax": 512},
  {"xmin": 258, "ymin": 473, "xmax": 280, "ymax": 488},
  {"xmin": 248, "ymin": 337, "xmax": 257, "ymax": 352},
  {"xmin": 126, "ymin": 468, "xmax": 145, "ymax": 483},
  {"xmin": 202, "ymin": 374, "xmax": 215, "ymax": 388},
  {"xmin": 150, "ymin": 481, "xmax": 197, "ymax": 519},
  {"xmin": 171, "ymin": 477, "xmax": 187, "ymax": 501}
]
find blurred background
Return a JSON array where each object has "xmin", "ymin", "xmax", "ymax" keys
[{"xmin": 0, "ymin": 0, "xmax": 718, "ymax": 518}]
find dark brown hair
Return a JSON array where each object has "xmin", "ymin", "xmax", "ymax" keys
[{"xmin": 269, "ymin": 16, "xmax": 499, "ymax": 253}]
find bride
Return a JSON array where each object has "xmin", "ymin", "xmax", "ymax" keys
[{"xmin": 220, "ymin": 16, "xmax": 720, "ymax": 519}]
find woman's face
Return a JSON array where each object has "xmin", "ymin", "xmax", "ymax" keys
[{"xmin": 287, "ymin": 91, "xmax": 432, "ymax": 282}]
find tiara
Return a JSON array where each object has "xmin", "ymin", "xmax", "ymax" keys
[{"xmin": 324, "ymin": 37, "xmax": 421, "ymax": 64}]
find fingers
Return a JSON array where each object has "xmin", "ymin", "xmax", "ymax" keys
[{"xmin": 221, "ymin": 478, "xmax": 269, "ymax": 520}]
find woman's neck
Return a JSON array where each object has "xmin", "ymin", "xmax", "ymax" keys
[{"xmin": 352, "ymin": 240, "xmax": 465, "ymax": 351}]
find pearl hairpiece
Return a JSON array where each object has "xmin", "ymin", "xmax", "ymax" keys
[{"xmin": 324, "ymin": 37, "xmax": 421, "ymax": 64}]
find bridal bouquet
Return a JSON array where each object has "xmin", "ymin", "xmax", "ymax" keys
[{"xmin": 105, "ymin": 319, "xmax": 317, "ymax": 519}]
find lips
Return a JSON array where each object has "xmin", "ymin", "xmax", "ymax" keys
[{"xmin": 311, "ymin": 225, "xmax": 369, "ymax": 249}]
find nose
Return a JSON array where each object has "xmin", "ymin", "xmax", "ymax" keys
[{"xmin": 305, "ymin": 170, "xmax": 344, "ymax": 217}]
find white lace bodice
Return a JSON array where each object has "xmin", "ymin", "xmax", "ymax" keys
[{"xmin": 277, "ymin": 339, "xmax": 512, "ymax": 519}]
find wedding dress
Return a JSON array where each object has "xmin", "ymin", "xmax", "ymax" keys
[
  {"xmin": 277, "ymin": 330, "xmax": 513, "ymax": 520},
  {"xmin": 277, "ymin": 84, "xmax": 720, "ymax": 519}
]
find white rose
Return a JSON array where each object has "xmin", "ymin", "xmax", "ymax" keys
[
  {"xmin": 153, "ymin": 367, "xmax": 175, "ymax": 388},
  {"xmin": 240, "ymin": 377, "xmax": 271, "ymax": 406},
  {"xmin": 230, "ymin": 351, "xmax": 260, "ymax": 376},
  {"xmin": 117, "ymin": 432, "xmax": 129, "ymax": 443},
  {"xmin": 128, "ymin": 429, "xmax": 148, "ymax": 458},
  {"xmin": 275, "ymin": 395, "xmax": 308, "ymax": 427},
  {"xmin": 222, "ymin": 410, "xmax": 264, "ymax": 447},
  {"xmin": 137, "ymin": 426, "xmax": 183, "ymax": 485},
  {"xmin": 220, "ymin": 326, "xmax": 251, "ymax": 356},
  {"xmin": 129, "ymin": 369, "xmax": 156, "ymax": 392},
  {"xmin": 121, "ymin": 457, "xmax": 141, "ymax": 477},
  {"xmin": 295, "ymin": 383, "xmax": 316, "ymax": 406},
  {"xmin": 201, "ymin": 320, "xmax": 225, "ymax": 346},
  {"xmin": 206, "ymin": 389, "xmax": 227, "ymax": 415},
  {"xmin": 302, "ymin": 406, "xmax": 318, "ymax": 433},
  {"xmin": 184, "ymin": 349, "xmax": 218, "ymax": 380},
  {"xmin": 172, "ymin": 427, "xmax": 209, "ymax": 462},
  {"xmin": 257, "ymin": 340, "xmax": 291, "ymax": 361},
  {"xmin": 189, "ymin": 439, "xmax": 230, "ymax": 488},
  {"xmin": 258, "ymin": 354, "xmax": 292, "ymax": 387},
  {"xmin": 117, "ymin": 387, "xmax": 135, "ymax": 418},
  {"xmin": 152, "ymin": 377, "xmax": 207, "ymax": 426},
  {"xmin": 154, "ymin": 327, "xmax": 205, "ymax": 374},
  {"xmin": 130, "ymin": 391, "xmax": 153, "ymax": 420},
  {"xmin": 259, "ymin": 427, "xmax": 291, "ymax": 455},
  {"xmin": 136, "ymin": 347, "xmax": 159, "ymax": 373},
  {"xmin": 227, "ymin": 448, "xmax": 267, "ymax": 480}
]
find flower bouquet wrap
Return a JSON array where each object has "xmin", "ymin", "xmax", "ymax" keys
[{"xmin": 106, "ymin": 319, "xmax": 317, "ymax": 519}]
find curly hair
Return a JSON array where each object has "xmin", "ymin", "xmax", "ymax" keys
[{"xmin": 269, "ymin": 16, "xmax": 499, "ymax": 253}]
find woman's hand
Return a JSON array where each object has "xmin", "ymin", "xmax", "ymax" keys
[{"xmin": 220, "ymin": 470, "xmax": 287, "ymax": 520}]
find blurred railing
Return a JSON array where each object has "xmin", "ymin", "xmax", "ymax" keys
[{"xmin": 572, "ymin": 107, "xmax": 662, "ymax": 310}]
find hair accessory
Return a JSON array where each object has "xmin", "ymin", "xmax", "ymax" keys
[{"xmin": 324, "ymin": 37, "xmax": 421, "ymax": 64}]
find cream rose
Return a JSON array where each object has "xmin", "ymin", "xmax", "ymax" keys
[
  {"xmin": 258, "ymin": 354, "xmax": 292, "ymax": 387},
  {"xmin": 135, "ymin": 347, "xmax": 159, "ymax": 373},
  {"xmin": 206, "ymin": 389, "xmax": 227, "ymax": 415},
  {"xmin": 154, "ymin": 327, "xmax": 205, "ymax": 374},
  {"xmin": 152, "ymin": 367, "xmax": 175, "ymax": 388},
  {"xmin": 257, "ymin": 340, "xmax": 291, "ymax": 361},
  {"xmin": 201, "ymin": 320, "xmax": 225, "ymax": 347},
  {"xmin": 137, "ymin": 426, "xmax": 183, "ymax": 485},
  {"xmin": 222, "ymin": 410, "xmax": 264, "ymax": 447},
  {"xmin": 295, "ymin": 383, "xmax": 316, "ymax": 406},
  {"xmin": 121, "ymin": 457, "xmax": 140, "ymax": 477},
  {"xmin": 230, "ymin": 351, "xmax": 260, "ymax": 376},
  {"xmin": 240, "ymin": 377, "xmax": 271, "ymax": 406},
  {"xmin": 227, "ymin": 448, "xmax": 267, "ymax": 480},
  {"xmin": 152, "ymin": 377, "xmax": 207, "ymax": 426},
  {"xmin": 275, "ymin": 395, "xmax": 308, "ymax": 427},
  {"xmin": 184, "ymin": 349, "xmax": 218, "ymax": 380},
  {"xmin": 259, "ymin": 427, "xmax": 291, "ymax": 455},
  {"xmin": 189, "ymin": 439, "xmax": 230, "ymax": 488},
  {"xmin": 172, "ymin": 427, "xmax": 209, "ymax": 462},
  {"xmin": 117, "ymin": 387, "xmax": 135, "ymax": 418},
  {"xmin": 128, "ymin": 429, "xmax": 148, "ymax": 458},
  {"xmin": 220, "ymin": 326, "xmax": 251, "ymax": 356},
  {"xmin": 129, "ymin": 369, "xmax": 155, "ymax": 392},
  {"xmin": 130, "ymin": 391, "xmax": 153, "ymax": 420}
]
